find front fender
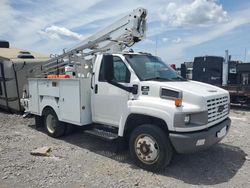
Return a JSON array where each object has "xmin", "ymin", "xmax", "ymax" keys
[{"xmin": 118, "ymin": 99, "xmax": 175, "ymax": 136}]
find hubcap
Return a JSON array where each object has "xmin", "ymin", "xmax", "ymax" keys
[
  {"xmin": 46, "ymin": 114, "xmax": 57, "ymax": 133},
  {"xmin": 135, "ymin": 134, "xmax": 159, "ymax": 164}
]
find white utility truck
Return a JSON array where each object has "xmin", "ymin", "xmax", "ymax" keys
[{"xmin": 21, "ymin": 8, "xmax": 231, "ymax": 171}]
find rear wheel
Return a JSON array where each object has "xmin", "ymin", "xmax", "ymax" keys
[
  {"xmin": 35, "ymin": 115, "xmax": 43, "ymax": 128},
  {"xmin": 129, "ymin": 124, "xmax": 173, "ymax": 172},
  {"xmin": 43, "ymin": 108, "xmax": 66, "ymax": 138}
]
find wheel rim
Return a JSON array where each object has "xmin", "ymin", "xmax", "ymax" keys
[
  {"xmin": 46, "ymin": 114, "xmax": 57, "ymax": 134},
  {"xmin": 134, "ymin": 134, "xmax": 159, "ymax": 164}
]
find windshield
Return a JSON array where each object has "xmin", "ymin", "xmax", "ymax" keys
[{"xmin": 125, "ymin": 54, "xmax": 185, "ymax": 81}]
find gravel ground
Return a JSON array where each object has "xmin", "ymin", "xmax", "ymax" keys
[{"xmin": 0, "ymin": 108, "xmax": 250, "ymax": 188}]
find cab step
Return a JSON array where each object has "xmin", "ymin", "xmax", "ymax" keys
[{"xmin": 84, "ymin": 128, "xmax": 119, "ymax": 141}]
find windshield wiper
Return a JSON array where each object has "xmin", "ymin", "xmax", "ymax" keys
[
  {"xmin": 170, "ymin": 76, "xmax": 186, "ymax": 81},
  {"xmin": 144, "ymin": 77, "xmax": 171, "ymax": 81}
]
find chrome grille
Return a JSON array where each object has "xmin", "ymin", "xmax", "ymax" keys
[{"xmin": 207, "ymin": 96, "xmax": 229, "ymax": 123}]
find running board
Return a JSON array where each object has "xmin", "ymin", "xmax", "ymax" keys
[{"xmin": 84, "ymin": 128, "xmax": 119, "ymax": 141}]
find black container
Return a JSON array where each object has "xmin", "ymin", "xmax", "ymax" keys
[
  {"xmin": 193, "ymin": 56, "xmax": 223, "ymax": 85},
  {"xmin": 237, "ymin": 63, "xmax": 250, "ymax": 72},
  {"xmin": 0, "ymin": 41, "xmax": 10, "ymax": 48},
  {"xmin": 228, "ymin": 61, "xmax": 238, "ymax": 85},
  {"xmin": 180, "ymin": 63, "xmax": 186, "ymax": 79},
  {"xmin": 236, "ymin": 63, "xmax": 250, "ymax": 86}
]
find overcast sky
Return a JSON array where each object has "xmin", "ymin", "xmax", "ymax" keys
[{"xmin": 1, "ymin": 0, "xmax": 250, "ymax": 65}]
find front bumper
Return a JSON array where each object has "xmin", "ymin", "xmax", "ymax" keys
[{"xmin": 169, "ymin": 117, "xmax": 231, "ymax": 153}]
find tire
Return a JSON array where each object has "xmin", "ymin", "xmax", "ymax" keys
[
  {"xmin": 35, "ymin": 115, "xmax": 43, "ymax": 128},
  {"xmin": 43, "ymin": 108, "xmax": 66, "ymax": 138},
  {"xmin": 64, "ymin": 123, "xmax": 78, "ymax": 136},
  {"xmin": 129, "ymin": 124, "xmax": 173, "ymax": 172}
]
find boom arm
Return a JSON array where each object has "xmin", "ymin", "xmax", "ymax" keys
[
  {"xmin": 69, "ymin": 7, "xmax": 147, "ymax": 53},
  {"xmin": 30, "ymin": 8, "xmax": 147, "ymax": 77}
]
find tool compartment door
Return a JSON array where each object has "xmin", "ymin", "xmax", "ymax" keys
[
  {"xmin": 28, "ymin": 79, "xmax": 39, "ymax": 114},
  {"xmin": 59, "ymin": 79, "xmax": 81, "ymax": 125}
]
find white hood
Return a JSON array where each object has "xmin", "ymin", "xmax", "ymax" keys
[
  {"xmin": 140, "ymin": 80, "xmax": 228, "ymax": 97},
  {"xmin": 160, "ymin": 80, "xmax": 228, "ymax": 97}
]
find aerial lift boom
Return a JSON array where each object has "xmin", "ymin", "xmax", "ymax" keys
[{"xmin": 31, "ymin": 8, "xmax": 147, "ymax": 77}]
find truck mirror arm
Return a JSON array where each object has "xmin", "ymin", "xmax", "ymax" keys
[{"xmin": 107, "ymin": 80, "xmax": 138, "ymax": 94}]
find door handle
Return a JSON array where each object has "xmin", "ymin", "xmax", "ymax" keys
[
  {"xmin": 91, "ymin": 73, "xmax": 95, "ymax": 89},
  {"xmin": 95, "ymin": 84, "xmax": 98, "ymax": 94}
]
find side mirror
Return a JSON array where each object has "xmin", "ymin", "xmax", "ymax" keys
[
  {"xmin": 103, "ymin": 55, "xmax": 114, "ymax": 82},
  {"xmin": 132, "ymin": 84, "xmax": 138, "ymax": 95}
]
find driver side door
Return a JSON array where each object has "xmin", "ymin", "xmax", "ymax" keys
[{"xmin": 92, "ymin": 55, "xmax": 131, "ymax": 126}]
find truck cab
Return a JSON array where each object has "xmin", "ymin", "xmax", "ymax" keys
[{"xmin": 22, "ymin": 52, "xmax": 231, "ymax": 171}]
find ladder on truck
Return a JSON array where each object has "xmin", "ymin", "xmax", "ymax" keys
[{"xmin": 30, "ymin": 8, "xmax": 147, "ymax": 78}]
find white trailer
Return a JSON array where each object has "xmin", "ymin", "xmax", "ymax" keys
[{"xmin": 21, "ymin": 8, "xmax": 231, "ymax": 171}]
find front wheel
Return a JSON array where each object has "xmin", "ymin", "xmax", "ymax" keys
[
  {"xmin": 129, "ymin": 124, "xmax": 173, "ymax": 172},
  {"xmin": 43, "ymin": 108, "xmax": 66, "ymax": 138}
]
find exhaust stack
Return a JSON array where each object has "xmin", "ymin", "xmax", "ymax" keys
[{"xmin": 222, "ymin": 50, "xmax": 229, "ymax": 86}]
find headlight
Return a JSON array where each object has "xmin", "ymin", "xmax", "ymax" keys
[
  {"xmin": 174, "ymin": 112, "xmax": 208, "ymax": 128},
  {"xmin": 184, "ymin": 115, "xmax": 190, "ymax": 124}
]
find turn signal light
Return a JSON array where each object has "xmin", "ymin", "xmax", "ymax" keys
[{"xmin": 175, "ymin": 98, "xmax": 182, "ymax": 107}]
